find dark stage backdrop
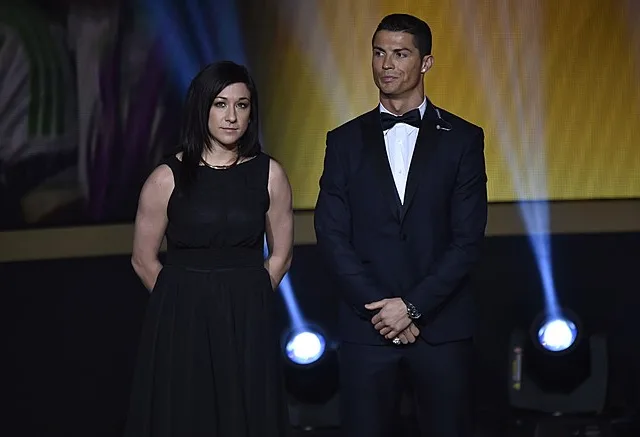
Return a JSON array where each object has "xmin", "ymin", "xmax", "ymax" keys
[{"xmin": 4, "ymin": 233, "xmax": 640, "ymax": 436}]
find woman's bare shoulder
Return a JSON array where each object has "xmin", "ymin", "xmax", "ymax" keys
[
  {"xmin": 268, "ymin": 157, "xmax": 289, "ymax": 182},
  {"xmin": 267, "ymin": 157, "xmax": 292, "ymax": 200},
  {"xmin": 142, "ymin": 163, "xmax": 175, "ymax": 199}
]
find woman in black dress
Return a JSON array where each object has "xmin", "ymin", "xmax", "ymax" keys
[{"xmin": 124, "ymin": 61, "xmax": 293, "ymax": 436}]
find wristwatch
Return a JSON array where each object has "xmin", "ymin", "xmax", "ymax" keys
[{"xmin": 403, "ymin": 299, "xmax": 422, "ymax": 320}]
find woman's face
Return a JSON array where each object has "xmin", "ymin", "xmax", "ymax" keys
[{"xmin": 207, "ymin": 82, "xmax": 251, "ymax": 148}]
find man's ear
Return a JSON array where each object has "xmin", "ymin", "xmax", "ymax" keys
[{"xmin": 421, "ymin": 55, "xmax": 434, "ymax": 74}]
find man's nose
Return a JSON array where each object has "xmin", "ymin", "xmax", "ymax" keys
[{"xmin": 382, "ymin": 55, "xmax": 394, "ymax": 70}]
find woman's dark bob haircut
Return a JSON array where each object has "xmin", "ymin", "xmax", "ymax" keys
[{"xmin": 177, "ymin": 61, "xmax": 261, "ymax": 188}]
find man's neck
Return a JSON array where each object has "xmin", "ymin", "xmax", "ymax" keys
[{"xmin": 379, "ymin": 90, "xmax": 425, "ymax": 115}]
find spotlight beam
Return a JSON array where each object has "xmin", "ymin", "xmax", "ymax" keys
[
  {"xmin": 276, "ymin": 0, "xmax": 354, "ymax": 122},
  {"xmin": 263, "ymin": 236, "xmax": 306, "ymax": 331},
  {"xmin": 208, "ymin": 0, "xmax": 249, "ymax": 66},
  {"xmin": 457, "ymin": 0, "xmax": 559, "ymax": 318},
  {"xmin": 142, "ymin": 0, "xmax": 199, "ymax": 91},
  {"xmin": 185, "ymin": 0, "xmax": 216, "ymax": 65}
]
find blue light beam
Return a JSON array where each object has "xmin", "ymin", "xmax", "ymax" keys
[
  {"xmin": 263, "ymin": 236, "xmax": 305, "ymax": 331},
  {"xmin": 457, "ymin": 0, "xmax": 560, "ymax": 320}
]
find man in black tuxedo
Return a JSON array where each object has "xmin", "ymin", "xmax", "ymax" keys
[{"xmin": 314, "ymin": 13, "xmax": 488, "ymax": 437}]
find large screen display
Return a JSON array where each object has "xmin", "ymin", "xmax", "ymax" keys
[
  {"xmin": 247, "ymin": 0, "xmax": 640, "ymax": 207},
  {"xmin": 1, "ymin": 0, "xmax": 637, "ymax": 230}
]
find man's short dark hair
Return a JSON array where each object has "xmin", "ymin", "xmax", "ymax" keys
[{"xmin": 373, "ymin": 13, "xmax": 432, "ymax": 58}]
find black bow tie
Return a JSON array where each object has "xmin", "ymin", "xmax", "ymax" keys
[{"xmin": 380, "ymin": 109, "xmax": 422, "ymax": 130}]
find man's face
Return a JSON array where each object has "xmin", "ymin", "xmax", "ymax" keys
[{"xmin": 371, "ymin": 30, "xmax": 431, "ymax": 98}]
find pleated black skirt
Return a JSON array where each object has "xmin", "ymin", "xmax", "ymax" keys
[{"xmin": 124, "ymin": 250, "xmax": 290, "ymax": 436}]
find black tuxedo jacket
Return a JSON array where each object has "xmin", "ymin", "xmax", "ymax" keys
[{"xmin": 314, "ymin": 100, "xmax": 488, "ymax": 345}]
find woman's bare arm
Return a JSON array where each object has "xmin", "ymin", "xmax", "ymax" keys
[
  {"xmin": 264, "ymin": 159, "xmax": 294, "ymax": 289},
  {"xmin": 131, "ymin": 164, "xmax": 174, "ymax": 291}
]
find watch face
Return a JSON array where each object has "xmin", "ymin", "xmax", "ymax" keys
[
  {"xmin": 407, "ymin": 304, "xmax": 421, "ymax": 319},
  {"xmin": 403, "ymin": 299, "xmax": 421, "ymax": 318}
]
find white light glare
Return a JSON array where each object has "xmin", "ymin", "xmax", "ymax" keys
[
  {"xmin": 285, "ymin": 330, "xmax": 326, "ymax": 365},
  {"xmin": 537, "ymin": 318, "xmax": 578, "ymax": 352}
]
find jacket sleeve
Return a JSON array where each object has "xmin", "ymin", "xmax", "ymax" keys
[{"xmin": 314, "ymin": 130, "xmax": 388, "ymax": 319}]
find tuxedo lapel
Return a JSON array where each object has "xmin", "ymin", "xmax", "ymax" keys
[
  {"xmin": 401, "ymin": 103, "xmax": 444, "ymax": 222},
  {"xmin": 361, "ymin": 108, "xmax": 401, "ymax": 221}
]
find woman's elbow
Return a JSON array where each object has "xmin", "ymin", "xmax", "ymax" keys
[
  {"xmin": 131, "ymin": 254, "xmax": 146, "ymax": 277},
  {"xmin": 272, "ymin": 253, "xmax": 292, "ymax": 275},
  {"xmin": 284, "ymin": 252, "xmax": 293, "ymax": 273}
]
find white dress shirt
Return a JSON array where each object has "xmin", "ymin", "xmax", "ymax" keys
[{"xmin": 379, "ymin": 98, "xmax": 427, "ymax": 204}]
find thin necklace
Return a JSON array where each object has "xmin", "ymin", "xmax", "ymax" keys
[{"xmin": 202, "ymin": 154, "xmax": 240, "ymax": 169}]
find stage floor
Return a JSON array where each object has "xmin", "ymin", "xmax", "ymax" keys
[{"xmin": 289, "ymin": 415, "xmax": 639, "ymax": 437}]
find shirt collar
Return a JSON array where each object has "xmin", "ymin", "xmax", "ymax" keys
[{"xmin": 379, "ymin": 96, "xmax": 427, "ymax": 120}]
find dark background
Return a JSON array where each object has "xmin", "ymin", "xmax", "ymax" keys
[
  {"xmin": 4, "ymin": 231, "xmax": 640, "ymax": 436},
  {"xmin": 2, "ymin": 1, "xmax": 639, "ymax": 435}
]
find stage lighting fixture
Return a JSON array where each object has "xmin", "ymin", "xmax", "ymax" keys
[
  {"xmin": 508, "ymin": 308, "xmax": 609, "ymax": 435},
  {"xmin": 537, "ymin": 317, "xmax": 578, "ymax": 353},
  {"xmin": 282, "ymin": 325, "xmax": 340, "ymax": 430},
  {"xmin": 285, "ymin": 330, "xmax": 326, "ymax": 365}
]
